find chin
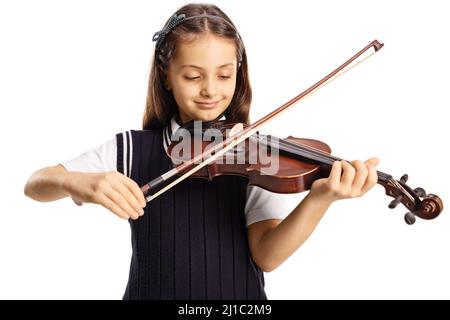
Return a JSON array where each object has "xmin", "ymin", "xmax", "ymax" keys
[{"xmin": 195, "ymin": 110, "xmax": 224, "ymax": 122}]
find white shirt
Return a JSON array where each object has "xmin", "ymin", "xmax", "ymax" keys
[{"xmin": 60, "ymin": 117, "xmax": 289, "ymax": 226}]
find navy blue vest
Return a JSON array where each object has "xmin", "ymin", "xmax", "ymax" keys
[{"xmin": 116, "ymin": 129, "xmax": 266, "ymax": 300}]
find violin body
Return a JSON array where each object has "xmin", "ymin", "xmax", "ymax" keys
[{"xmin": 168, "ymin": 127, "xmax": 331, "ymax": 194}]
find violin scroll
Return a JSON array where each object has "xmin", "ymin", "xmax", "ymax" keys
[{"xmin": 380, "ymin": 173, "xmax": 443, "ymax": 225}]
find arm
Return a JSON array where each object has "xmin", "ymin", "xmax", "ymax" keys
[
  {"xmin": 24, "ymin": 164, "xmax": 147, "ymax": 220},
  {"xmin": 248, "ymin": 158, "xmax": 379, "ymax": 272},
  {"xmin": 24, "ymin": 164, "xmax": 74, "ymax": 202}
]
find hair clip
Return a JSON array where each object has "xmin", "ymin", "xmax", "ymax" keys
[
  {"xmin": 152, "ymin": 13, "xmax": 243, "ymax": 68},
  {"xmin": 152, "ymin": 13, "xmax": 187, "ymax": 50}
]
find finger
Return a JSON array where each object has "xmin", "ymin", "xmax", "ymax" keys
[
  {"xmin": 351, "ymin": 160, "xmax": 368, "ymax": 193},
  {"xmin": 119, "ymin": 175, "xmax": 147, "ymax": 208},
  {"xmin": 361, "ymin": 163, "xmax": 379, "ymax": 194},
  {"xmin": 340, "ymin": 160, "xmax": 355, "ymax": 187},
  {"xmin": 111, "ymin": 182, "xmax": 144, "ymax": 216},
  {"xmin": 104, "ymin": 188, "xmax": 140, "ymax": 220},
  {"xmin": 364, "ymin": 157, "xmax": 380, "ymax": 167},
  {"xmin": 328, "ymin": 160, "xmax": 342, "ymax": 188},
  {"xmin": 98, "ymin": 194, "xmax": 130, "ymax": 220}
]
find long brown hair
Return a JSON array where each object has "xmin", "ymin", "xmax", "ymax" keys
[{"xmin": 142, "ymin": 3, "xmax": 252, "ymax": 129}]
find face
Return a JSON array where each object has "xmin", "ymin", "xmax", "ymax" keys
[{"xmin": 166, "ymin": 33, "xmax": 238, "ymax": 124}]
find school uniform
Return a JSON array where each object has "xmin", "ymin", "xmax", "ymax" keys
[{"xmin": 61, "ymin": 117, "xmax": 289, "ymax": 299}]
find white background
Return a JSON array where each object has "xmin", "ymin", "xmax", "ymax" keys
[{"xmin": 1, "ymin": 0, "xmax": 449, "ymax": 299}]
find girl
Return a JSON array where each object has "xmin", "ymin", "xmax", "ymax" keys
[{"xmin": 24, "ymin": 3, "xmax": 379, "ymax": 300}]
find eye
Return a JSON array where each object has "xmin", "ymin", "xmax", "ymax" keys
[
  {"xmin": 219, "ymin": 75, "xmax": 231, "ymax": 80},
  {"xmin": 184, "ymin": 76, "xmax": 200, "ymax": 81}
]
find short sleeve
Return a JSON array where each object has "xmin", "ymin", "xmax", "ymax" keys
[
  {"xmin": 245, "ymin": 185, "xmax": 290, "ymax": 227},
  {"xmin": 59, "ymin": 137, "xmax": 117, "ymax": 173}
]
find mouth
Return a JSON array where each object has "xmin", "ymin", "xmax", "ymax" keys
[{"xmin": 194, "ymin": 100, "xmax": 221, "ymax": 109}]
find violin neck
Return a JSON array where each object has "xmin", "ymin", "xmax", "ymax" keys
[{"xmin": 261, "ymin": 135, "xmax": 392, "ymax": 184}]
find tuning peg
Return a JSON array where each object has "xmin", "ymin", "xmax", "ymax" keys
[
  {"xmin": 400, "ymin": 174, "xmax": 408, "ymax": 184},
  {"xmin": 404, "ymin": 212, "xmax": 416, "ymax": 225},
  {"xmin": 413, "ymin": 187, "xmax": 426, "ymax": 198},
  {"xmin": 388, "ymin": 195, "xmax": 402, "ymax": 209}
]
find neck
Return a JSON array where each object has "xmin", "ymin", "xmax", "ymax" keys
[{"xmin": 259, "ymin": 134, "xmax": 392, "ymax": 184}]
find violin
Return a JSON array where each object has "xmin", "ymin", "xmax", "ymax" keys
[{"xmin": 140, "ymin": 40, "xmax": 443, "ymax": 225}]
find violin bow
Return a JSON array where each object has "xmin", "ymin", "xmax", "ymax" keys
[{"xmin": 142, "ymin": 39, "xmax": 384, "ymax": 201}]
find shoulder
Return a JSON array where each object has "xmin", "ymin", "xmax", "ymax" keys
[
  {"xmin": 117, "ymin": 129, "xmax": 163, "ymax": 142},
  {"xmin": 116, "ymin": 129, "xmax": 163, "ymax": 147},
  {"xmin": 59, "ymin": 135, "xmax": 117, "ymax": 173},
  {"xmin": 59, "ymin": 128, "xmax": 165, "ymax": 180},
  {"xmin": 116, "ymin": 128, "xmax": 165, "ymax": 177}
]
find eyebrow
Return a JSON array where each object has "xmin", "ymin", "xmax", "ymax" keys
[{"xmin": 179, "ymin": 63, "xmax": 234, "ymax": 70}]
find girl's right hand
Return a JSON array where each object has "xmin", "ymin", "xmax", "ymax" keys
[{"xmin": 63, "ymin": 171, "xmax": 147, "ymax": 220}]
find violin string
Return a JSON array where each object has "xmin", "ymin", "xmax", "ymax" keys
[
  {"xmin": 280, "ymin": 138, "xmax": 392, "ymax": 181},
  {"xmin": 254, "ymin": 134, "xmax": 392, "ymax": 182},
  {"xmin": 146, "ymin": 132, "xmax": 395, "ymax": 202},
  {"xmin": 391, "ymin": 178, "xmax": 418, "ymax": 206},
  {"xmin": 267, "ymin": 135, "xmax": 417, "ymax": 205},
  {"xmin": 271, "ymin": 137, "xmax": 421, "ymax": 205}
]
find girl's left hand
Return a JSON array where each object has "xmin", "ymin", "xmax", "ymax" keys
[{"xmin": 309, "ymin": 158, "xmax": 379, "ymax": 203}]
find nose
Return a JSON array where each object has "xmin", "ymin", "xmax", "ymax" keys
[{"xmin": 200, "ymin": 77, "xmax": 218, "ymax": 98}]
